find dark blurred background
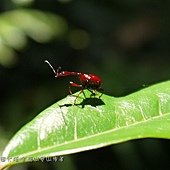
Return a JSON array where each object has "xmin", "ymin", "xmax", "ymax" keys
[{"xmin": 0, "ymin": 0, "xmax": 170, "ymax": 170}]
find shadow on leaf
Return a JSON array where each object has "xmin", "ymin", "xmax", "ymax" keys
[
  {"xmin": 59, "ymin": 97, "xmax": 105, "ymax": 108},
  {"xmin": 79, "ymin": 98, "xmax": 105, "ymax": 108}
]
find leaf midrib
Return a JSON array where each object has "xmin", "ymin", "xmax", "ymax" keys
[{"xmin": 9, "ymin": 111, "xmax": 170, "ymax": 158}]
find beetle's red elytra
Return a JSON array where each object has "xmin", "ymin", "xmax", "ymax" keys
[{"xmin": 45, "ymin": 60, "xmax": 103, "ymax": 102}]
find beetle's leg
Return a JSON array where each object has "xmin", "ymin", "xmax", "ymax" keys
[
  {"xmin": 87, "ymin": 88, "xmax": 104, "ymax": 98},
  {"xmin": 98, "ymin": 88, "xmax": 104, "ymax": 98},
  {"xmin": 69, "ymin": 81, "xmax": 83, "ymax": 94},
  {"xmin": 87, "ymin": 89, "xmax": 96, "ymax": 98},
  {"xmin": 69, "ymin": 81, "xmax": 86, "ymax": 103}
]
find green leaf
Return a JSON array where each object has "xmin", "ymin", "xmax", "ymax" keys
[{"xmin": 1, "ymin": 81, "xmax": 170, "ymax": 169}]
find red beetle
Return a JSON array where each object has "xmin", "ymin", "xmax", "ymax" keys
[{"xmin": 45, "ymin": 60, "xmax": 103, "ymax": 100}]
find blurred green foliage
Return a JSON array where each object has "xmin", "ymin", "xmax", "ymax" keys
[
  {"xmin": 0, "ymin": 0, "xmax": 170, "ymax": 170},
  {"xmin": 0, "ymin": 9, "xmax": 67, "ymax": 67}
]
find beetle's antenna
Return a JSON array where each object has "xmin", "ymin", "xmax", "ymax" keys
[
  {"xmin": 56, "ymin": 66, "xmax": 61, "ymax": 77},
  {"xmin": 45, "ymin": 60, "xmax": 56, "ymax": 75},
  {"xmin": 45, "ymin": 60, "xmax": 62, "ymax": 77}
]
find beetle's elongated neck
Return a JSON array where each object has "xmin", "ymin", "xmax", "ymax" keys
[
  {"xmin": 45, "ymin": 60, "xmax": 81, "ymax": 78},
  {"xmin": 56, "ymin": 71, "xmax": 81, "ymax": 77}
]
